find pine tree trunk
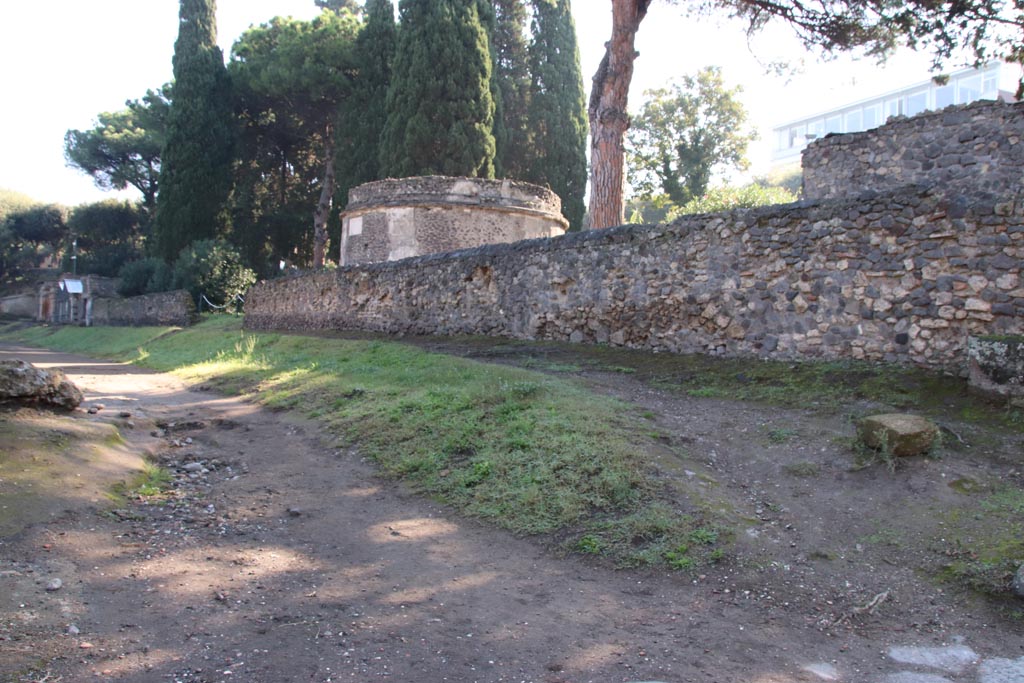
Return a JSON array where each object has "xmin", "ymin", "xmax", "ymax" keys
[
  {"xmin": 587, "ymin": 0, "xmax": 648, "ymax": 229},
  {"xmin": 312, "ymin": 125, "xmax": 336, "ymax": 268}
]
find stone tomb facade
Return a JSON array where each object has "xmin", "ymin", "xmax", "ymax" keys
[{"xmin": 339, "ymin": 176, "xmax": 568, "ymax": 266}]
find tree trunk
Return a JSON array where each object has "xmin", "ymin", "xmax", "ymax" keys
[
  {"xmin": 587, "ymin": 0, "xmax": 649, "ymax": 229},
  {"xmin": 312, "ymin": 125, "xmax": 336, "ymax": 268}
]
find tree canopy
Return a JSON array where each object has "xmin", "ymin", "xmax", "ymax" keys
[
  {"xmin": 526, "ymin": 0, "xmax": 588, "ymax": 230},
  {"xmin": 64, "ymin": 85, "xmax": 170, "ymax": 216},
  {"xmin": 154, "ymin": 0, "xmax": 235, "ymax": 260},
  {"xmin": 628, "ymin": 67, "xmax": 756, "ymax": 206},
  {"xmin": 588, "ymin": 0, "xmax": 1024, "ymax": 228},
  {"xmin": 230, "ymin": 9, "xmax": 361, "ymax": 267},
  {"xmin": 335, "ymin": 0, "xmax": 398, "ymax": 205},
  {"xmin": 380, "ymin": 0, "xmax": 497, "ymax": 178}
]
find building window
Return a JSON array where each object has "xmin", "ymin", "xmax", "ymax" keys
[
  {"xmin": 825, "ymin": 115, "xmax": 842, "ymax": 134},
  {"xmin": 884, "ymin": 98, "xmax": 901, "ymax": 120},
  {"xmin": 788, "ymin": 124, "xmax": 806, "ymax": 148},
  {"xmin": 983, "ymin": 73, "xmax": 999, "ymax": 96},
  {"xmin": 935, "ymin": 83, "xmax": 955, "ymax": 108},
  {"xmin": 958, "ymin": 74, "xmax": 982, "ymax": 103},
  {"xmin": 807, "ymin": 119, "xmax": 825, "ymax": 140},
  {"xmin": 906, "ymin": 90, "xmax": 928, "ymax": 116},
  {"xmin": 863, "ymin": 103, "xmax": 882, "ymax": 129},
  {"xmin": 845, "ymin": 109, "xmax": 863, "ymax": 131}
]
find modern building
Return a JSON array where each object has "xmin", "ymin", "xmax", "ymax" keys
[{"xmin": 771, "ymin": 61, "xmax": 1020, "ymax": 167}]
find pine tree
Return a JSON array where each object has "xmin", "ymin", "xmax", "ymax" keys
[
  {"xmin": 155, "ymin": 0, "xmax": 235, "ymax": 260},
  {"xmin": 490, "ymin": 0, "xmax": 531, "ymax": 179},
  {"xmin": 336, "ymin": 0, "xmax": 397, "ymax": 202},
  {"xmin": 527, "ymin": 0, "xmax": 588, "ymax": 230},
  {"xmin": 379, "ymin": 0, "xmax": 496, "ymax": 179}
]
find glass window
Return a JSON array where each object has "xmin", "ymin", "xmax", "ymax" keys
[
  {"xmin": 776, "ymin": 129, "xmax": 789, "ymax": 151},
  {"xmin": 884, "ymin": 99, "xmax": 901, "ymax": 120},
  {"xmin": 825, "ymin": 115, "xmax": 842, "ymax": 134},
  {"xmin": 863, "ymin": 104, "xmax": 882, "ymax": 129},
  {"xmin": 983, "ymin": 73, "xmax": 999, "ymax": 96},
  {"xmin": 934, "ymin": 83, "xmax": 955, "ymax": 108},
  {"xmin": 845, "ymin": 109, "xmax": 863, "ymax": 131},
  {"xmin": 906, "ymin": 91, "xmax": 928, "ymax": 116},
  {"xmin": 958, "ymin": 74, "xmax": 983, "ymax": 103},
  {"xmin": 789, "ymin": 124, "xmax": 806, "ymax": 148},
  {"xmin": 806, "ymin": 119, "xmax": 825, "ymax": 141}
]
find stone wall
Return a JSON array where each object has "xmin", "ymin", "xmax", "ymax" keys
[
  {"xmin": 90, "ymin": 290, "xmax": 197, "ymax": 327},
  {"xmin": 0, "ymin": 293, "xmax": 38, "ymax": 318},
  {"xmin": 803, "ymin": 100, "xmax": 1024, "ymax": 200},
  {"xmin": 341, "ymin": 176, "xmax": 567, "ymax": 265},
  {"xmin": 246, "ymin": 184, "xmax": 1024, "ymax": 369}
]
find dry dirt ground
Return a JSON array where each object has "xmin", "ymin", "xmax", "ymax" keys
[{"xmin": 1, "ymin": 340, "xmax": 1022, "ymax": 683}]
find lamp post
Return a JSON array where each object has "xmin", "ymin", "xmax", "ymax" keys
[{"xmin": 71, "ymin": 238, "xmax": 77, "ymax": 276}]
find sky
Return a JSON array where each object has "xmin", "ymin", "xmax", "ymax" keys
[{"xmin": 0, "ymin": 1, "xmax": 949, "ymax": 208}]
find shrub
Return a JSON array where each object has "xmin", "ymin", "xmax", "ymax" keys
[
  {"xmin": 172, "ymin": 239, "xmax": 256, "ymax": 306},
  {"xmin": 668, "ymin": 183, "xmax": 797, "ymax": 219},
  {"xmin": 118, "ymin": 258, "xmax": 167, "ymax": 297}
]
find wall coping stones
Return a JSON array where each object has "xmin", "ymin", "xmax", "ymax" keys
[{"xmin": 344, "ymin": 176, "xmax": 568, "ymax": 227}]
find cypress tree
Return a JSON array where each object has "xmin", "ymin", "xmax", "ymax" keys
[
  {"xmin": 527, "ymin": 0, "xmax": 588, "ymax": 230},
  {"xmin": 379, "ymin": 0, "xmax": 496, "ymax": 179},
  {"xmin": 336, "ymin": 0, "xmax": 397, "ymax": 201},
  {"xmin": 490, "ymin": 0, "xmax": 531, "ymax": 179},
  {"xmin": 155, "ymin": 0, "xmax": 235, "ymax": 260}
]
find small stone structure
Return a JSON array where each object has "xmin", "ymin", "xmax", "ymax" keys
[
  {"xmin": 37, "ymin": 274, "xmax": 196, "ymax": 327},
  {"xmin": 857, "ymin": 414, "xmax": 940, "ymax": 457},
  {"xmin": 967, "ymin": 335, "xmax": 1024, "ymax": 405},
  {"xmin": 340, "ymin": 176, "xmax": 567, "ymax": 265},
  {"xmin": 90, "ymin": 290, "xmax": 197, "ymax": 327},
  {"xmin": 39, "ymin": 275, "xmax": 120, "ymax": 326},
  {"xmin": 803, "ymin": 100, "xmax": 1024, "ymax": 200},
  {"xmin": 248, "ymin": 102, "xmax": 1024, "ymax": 371}
]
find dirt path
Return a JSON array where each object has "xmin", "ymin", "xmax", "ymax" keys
[{"xmin": 1, "ymin": 344, "xmax": 1022, "ymax": 683}]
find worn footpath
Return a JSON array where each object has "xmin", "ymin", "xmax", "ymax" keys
[{"xmin": 1, "ymin": 343, "xmax": 1022, "ymax": 683}]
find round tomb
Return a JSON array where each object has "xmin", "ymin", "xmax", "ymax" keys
[{"xmin": 339, "ymin": 176, "xmax": 568, "ymax": 266}]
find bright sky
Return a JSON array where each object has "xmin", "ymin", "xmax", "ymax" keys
[{"xmin": 0, "ymin": 0, "xmax": 943, "ymax": 207}]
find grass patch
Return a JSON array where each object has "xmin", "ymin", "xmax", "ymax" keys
[
  {"xmin": 939, "ymin": 487, "xmax": 1024, "ymax": 605},
  {"xmin": 1, "ymin": 317, "xmax": 722, "ymax": 568},
  {"xmin": 109, "ymin": 464, "xmax": 174, "ymax": 504},
  {"xmin": 569, "ymin": 503, "xmax": 729, "ymax": 570},
  {"xmin": 765, "ymin": 426, "xmax": 798, "ymax": 444}
]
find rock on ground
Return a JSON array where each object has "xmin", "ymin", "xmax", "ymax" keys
[
  {"xmin": 857, "ymin": 413, "xmax": 939, "ymax": 457},
  {"xmin": 0, "ymin": 359, "xmax": 83, "ymax": 410}
]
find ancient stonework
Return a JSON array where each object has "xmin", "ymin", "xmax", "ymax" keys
[
  {"xmin": 247, "ymin": 103, "xmax": 1024, "ymax": 370},
  {"xmin": 90, "ymin": 290, "xmax": 197, "ymax": 328},
  {"xmin": 340, "ymin": 176, "xmax": 567, "ymax": 265},
  {"xmin": 803, "ymin": 100, "xmax": 1024, "ymax": 200},
  {"xmin": 247, "ymin": 183, "xmax": 1023, "ymax": 369},
  {"xmin": 967, "ymin": 335, "xmax": 1024, "ymax": 404}
]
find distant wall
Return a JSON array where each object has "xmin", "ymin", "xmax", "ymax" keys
[
  {"xmin": 90, "ymin": 290, "xmax": 196, "ymax": 327},
  {"xmin": 341, "ymin": 176, "xmax": 567, "ymax": 265},
  {"xmin": 247, "ymin": 185, "xmax": 1024, "ymax": 369},
  {"xmin": 803, "ymin": 100, "xmax": 1024, "ymax": 200},
  {"xmin": 0, "ymin": 293, "xmax": 38, "ymax": 318}
]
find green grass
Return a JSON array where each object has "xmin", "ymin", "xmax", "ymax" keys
[
  {"xmin": 0, "ymin": 317, "xmax": 716, "ymax": 568},
  {"xmin": 109, "ymin": 464, "xmax": 174, "ymax": 504},
  {"xmin": 940, "ymin": 487, "xmax": 1024, "ymax": 606}
]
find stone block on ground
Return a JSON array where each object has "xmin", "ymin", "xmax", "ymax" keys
[
  {"xmin": 0, "ymin": 359, "xmax": 83, "ymax": 410},
  {"xmin": 857, "ymin": 413, "xmax": 939, "ymax": 457}
]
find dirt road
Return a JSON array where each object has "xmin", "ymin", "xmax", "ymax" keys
[{"xmin": 1, "ymin": 343, "xmax": 1022, "ymax": 683}]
